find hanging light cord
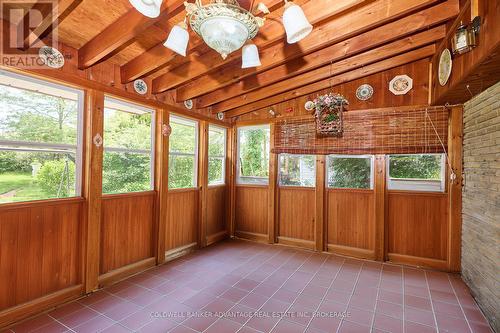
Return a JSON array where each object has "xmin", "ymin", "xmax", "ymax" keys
[{"xmin": 425, "ymin": 108, "xmax": 457, "ymax": 182}]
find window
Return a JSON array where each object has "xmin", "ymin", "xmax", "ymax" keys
[
  {"xmin": 327, "ymin": 155, "xmax": 373, "ymax": 189},
  {"xmin": 237, "ymin": 125, "xmax": 270, "ymax": 185},
  {"xmin": 388, "ymin": 154, "xmax": 445, "ymax": 192},
  {"xmin": 169, "ymin": 115, "xmax": 198, "ymax": 189},
  {"xmin": 279, "ymin": 154, "xmax": 316, "ymax": 187},
  {"xmin": 102, "ymin": 97, "xmax": 154, "ymax": 194},
  {"xmin": 208, "ymin": 125, "xmax": 226, "ymax": 186},
  {"xmin": 0, "ymin": 70, "xmax": 83, "ymax": 204}
]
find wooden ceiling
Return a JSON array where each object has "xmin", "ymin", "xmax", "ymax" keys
[{"xmin": 8, "ymin": 0, "xmax": 460, "ymax": 117}]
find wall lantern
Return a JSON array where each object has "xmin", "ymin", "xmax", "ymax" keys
[{"xmin": 451, "ymin": 17, "xmax": 481, "ymax": 55}]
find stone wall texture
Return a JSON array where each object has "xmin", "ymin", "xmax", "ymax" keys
[{"xmin": 462, "ymin": 81, "xmax": 500, "ymax": 332}]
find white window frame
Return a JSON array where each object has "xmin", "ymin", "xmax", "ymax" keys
[
  {"xmin": 0, "ymin": 70, "xmax": 84, "ymax": 199},
  {"xmin": 208, "ymin": 125, "xmax": 227, "ymax": 186},
  {"xmin": 387, "ymin": 154, "xmax": 446, "ymax": 192},
  {"xmin": 103, "ymin": 96, "xmax": 156, "ymax": 193},
  {"xmin": 169, "ymin": 115, "xmax": 199, "ymax": 189},
  {"xmin": 327, "ymin": 154, "xmax": 375, "ymax": 190},
  {"xmin": 278, "ymin": 153, "xmax": 316, "ymax": 188},
  {"xmin": 237, "ymin": 124, "xmax": 270, "ymax": 185}
]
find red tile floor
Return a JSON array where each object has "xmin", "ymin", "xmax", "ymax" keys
[{"xmin": 4, "ymin": 240, "xmax": 493, "ymax": 333}]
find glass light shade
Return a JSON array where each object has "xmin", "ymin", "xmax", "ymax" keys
[
  {"xmin": 200, "ymin": 17, "xmax": 249, "ymax": 59},
  {"xmin": 283, "ymin": 3, "xmax": 313, "ymax": 44},
  {"xmin": 129, "ymin": 0, "xmax": 162, "ymax": 18},
  {"xmin": 164, "ymin": 24, "xmax": 189, "ymax": 57},
  {"xmin": 242, "ymin": 44, "xmax": 261, "ymax": 68}
]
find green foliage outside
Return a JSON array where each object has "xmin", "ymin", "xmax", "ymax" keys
[
  {"xmin": 389, "ymin": 155, "xmax": 441, "ymax": 179},
  {"xmin": 279, "ymin": 155, "xmax": 315, "ymax": 187},
  {"xmin": 208, "ymin": 128, "xmax": 225, "ymax": 185},
  {"xmin": 168, "ymin": 120, "xmax": 197, "ymax": 189},
  {"xmin": 37, "ymin": 159, "xmax": 76, "ymax": 197},
  {"xmin": 328, "ymin": 157, "xmax": 372, "ymax": 189},
  {"xmin": 239, "ymin": 128, "xmax": 270, "ymax": 181}
]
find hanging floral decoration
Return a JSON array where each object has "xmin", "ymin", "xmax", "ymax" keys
[{"xmin": 312, "ymin": 93, "xmax": 348, "ymax": 136}]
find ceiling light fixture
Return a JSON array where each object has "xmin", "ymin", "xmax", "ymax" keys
[
  {"xmin": 129, "ymin": 0, "xmax": 162, "ymax": 18},
  {"xmin": 134, "ymin": 0, "xmax": 312, "ymax": 68}
]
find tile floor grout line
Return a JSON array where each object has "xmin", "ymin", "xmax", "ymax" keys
[
  {"xmin": 265, "ymin": 254, "xmax": 332, "ymax": 333},
  {"xmin": 335, "ymin": 261, "xmax": 364, "ymax": 333},
  {"xmin": 368, "ymin": 263, "xmax": 384, "ymax": 332},
  {"xmin": 170, "ymin": 245, "xmax": 304, "ymax": 332},
  {"xmin": 301, "ymin": 257, "xmax": 346, "ymax": 333},
  {"xmin": 132, "ymin": 243, "xmax": 285, "ymax": 332},
  {"xmin": 402, "ymin": 266, "xmax": 406, "ymax": 333},
  {"xmin": 447, "ymin": 274, "xmax": 475, "ymax": 333},
  {"xmin": 424, "ymin": 271, "xmax": 442, "ymax": 333}
]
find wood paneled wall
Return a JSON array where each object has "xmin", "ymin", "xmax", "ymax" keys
[
  {"xmin": 100, "ymin": 193, "xmax": 155, "ymax": 275},
  {"xmin": 0, "ymin": 200, "xmax": 83, "ymax": 311},
  {"xmin": 235, "ymin": 186, "xmax": 269, "ymax": 239},
  {"xmin": 277, "ymin": 188, "xmax": 315, "ymax": 247},
  {"xmin": 166, "ymin": 190, "xmax": 199, "ymax": 251},
  {"xmin": 388, "ymin": 191, "xmax": 449, "ymax": 266},
  {"xmin": 327, "ymin": 190, "xmax": 376, "ymax": 258},
  {"xmin": 206, "ymin": 186, "xmax": 227, "ymax": 238}
]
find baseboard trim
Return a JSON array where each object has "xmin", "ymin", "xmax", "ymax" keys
[
  {"xmin": 278, "ymin": 236, "xmax": 315, "ymax": 250},
  {"xmin": 387, "ymin": 253, "xmax": 448, "ymax": 271},
  {"xmin": 234, "ymin": 231, "xmax": 268, "ymax": 243},
  {"xmin": 207, "ymin": 230, "xmax": 228, "ymax": 246},
  {"xmin": 165, "ymin": 242, "xmax": 198, "ymax": 262},
  {"xmin": 98, "ymin": 257, "xmax": 156, "ymax": 288},
  {"xmin": 327, "ymin": 244, "xmax": 376, "ymax": 260},
  {"xmin": 0, "ymin": 285, "xmax": 83, "ymax": 329}
]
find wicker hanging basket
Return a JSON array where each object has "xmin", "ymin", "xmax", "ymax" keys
[{"xmin": 312, "ymin": 93, "xmax": 348, "ymax": 137}]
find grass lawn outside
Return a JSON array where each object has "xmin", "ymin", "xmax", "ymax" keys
[{"xmin": 0, "ymin": 173, "xmax": 50, "ymax": 203}]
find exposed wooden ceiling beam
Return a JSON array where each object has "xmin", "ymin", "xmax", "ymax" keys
[
  {"xmin": 225, "ymin": 44, "xmax": 436, "ymax": 118},
  {"xmin": 211, "ymin": 26, "xmax": 445, "ymax": 113},
  {"xmin": 77, "ymin": 0, "xmax": 186, "ymax": 69},
  {"xmin": 24, "ymin": 0, "xmax": 83, "ymax": 48},
  {"xmin": 120, "ymin": 0, "xmax": 288, "ymax": 83},
  {"xmin": 152, "ymin": 0, "xmax": 370, "ymax": 94},
  {"xmin": 198, "ymin": 1, "xmax": 458, "ymax": 108}
]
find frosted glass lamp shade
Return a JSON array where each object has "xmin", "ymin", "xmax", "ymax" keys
[
  {"xmin": 164, "ymin": 24, "xmax": 189, "ymax": 57},
  {"xmin": 129, "ymin": 0, "xmax": 162, "ymax": 18},
  {"xmin": 283, "ymin": 3, "xmax": 313, "ymax": 44},
  {"xmin": 242, "ymin": 44, "xmax": 261, "ymax": 68}
]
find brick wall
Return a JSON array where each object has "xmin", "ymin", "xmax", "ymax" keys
[{"xmin": 462, "ymin": 81, "xmax": 500, "ymax": 332}]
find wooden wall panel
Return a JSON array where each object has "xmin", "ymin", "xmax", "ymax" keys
[
  {"xmin": 278, "ymin": 188, "xmax": 315, "ymax": 242},
  {"xmin": 0, "ymin": 200, "xmax": 82, "ymax": 311},
  {"xmin": 235, "ymin": 186, "xmax": 268, "ymax": 236},
  {"xmin": 388, "ymin": 192, "xmax": 448, "ymax": 260},
  {"xmin": 327, "ymin": 190, "xmax": 375, "ymax": 251},
  {"xmin": 166, "ymin": 190, "xmax": 199, "ymax": 250},
  {"xmin": 100, "ymin": 193, "xmax": 155, "ymax": 275},
  {"xmin": 235, "ymin": 60, "xmax": 430, "ymax": 122},
  {"xmin": 206, "ymin": 186, "xmax": 227, "ymax": 237}
]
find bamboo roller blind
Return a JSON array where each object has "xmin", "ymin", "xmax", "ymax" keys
[{"xmin": 273, "ymin": 107, "xmax": 449, "ymax": 155}]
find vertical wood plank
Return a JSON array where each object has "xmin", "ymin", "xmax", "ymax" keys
[
  {"xmin": 198, "ymin": 121, "xmax": 209, "ymax": 248},
  {"xmin": 268, "ymin": 123, "xmax": 277, "ymax": 244},
  {"xmin": 448, "ymin": 106, "xmax": 463, "ymax": 272},
  {"xmin": 374, "ymin": 155, "xmax": 387, "ymax": 261},
  {"xmin": 154, "ymin": 109, "xmax": 169, "ymax": 264},
  {"xmin": 315, "ymin": 155, "xmax": 326, "ymax": 252},
  {"xmin": 226, "ymin": 127, "xmax": 236, "ymax": 237},
  {"xmin": 83, "ymin": 90, "xmax": 104, "ymax": 293}
]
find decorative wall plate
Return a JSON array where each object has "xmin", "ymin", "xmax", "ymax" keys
[
  {"xmin": 304, "ymin": 100, "xmax": 315, "ymax": 111},
  {"xmin": 133, "ymin": 79, "xmax": 148, "ymax": 95},
  {"xmin": 216, "ymin": 112, "xmax": 224, "ymax": 120},
  {"xmin": 356, "ymin": 84, "xmax": 374, "ymax": 101},
  {"xmin": 184, "ymin": 99, "xmax": 193, "ymax": 109},
  {"xmin": 438, "ymin": 48, "xmax": 452, "ymax": 86},
  {"xmin": 38, "ymin": 46, "xmax": 65, "ymax": 69},
  {"xmin": 389, "ymin": 75, "xmax": 413, "ymax": 95}
]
